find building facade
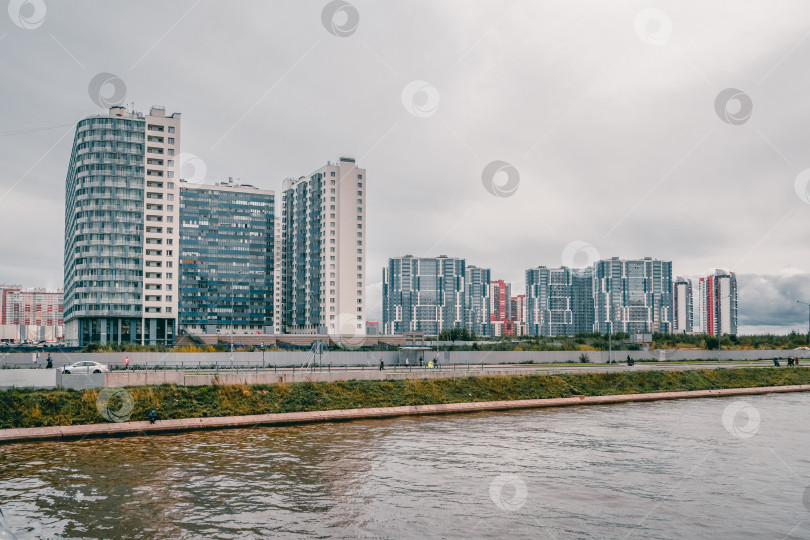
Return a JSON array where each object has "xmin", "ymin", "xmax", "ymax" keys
[
  {"xmin": 63, "ymin": 106, "xmax": 180, "ymax": 346},
  {"xmin": 698, "ymin": 270, "xmax": 737, "ymax": 336},
  {"xmin": 0, "ymin": 285, "xmax": 63, "ymax": 341},
  {"xmin": 280, "ymin": 158, "xmax": 366, "ymax": 335},
  {"xmin": 511, "ymin": 294, "xmax": 527, "ymax": 336},
  {"xmin": 571, "ymin": 268, "xmax": 595, "ymax": 335},
  {"xmin": 673, "ymin": 277, "xmax": 693, "ymax": 334},
  {"xmin": 464, "ymin": 265, "xmax": 491, "ymax": 337},
  {"xmin": 178, "ymin": 179, "xmax": 275, "ymax": 336},
  {"xmin": 382, "ymin": 255, "xmax": 465, "ymax": 335},
  {"xmin": 593, "ymin": 257, "xmax": 673, "ymax": 335}
]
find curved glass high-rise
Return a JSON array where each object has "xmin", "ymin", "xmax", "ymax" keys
[{"xmin": 64, "ymin": 106, "xmax": 180, "ymax": 346}]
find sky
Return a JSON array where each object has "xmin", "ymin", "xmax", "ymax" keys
[{"xmin": 1, "ymin": 0, "xmax": 810, "ymax": 333}]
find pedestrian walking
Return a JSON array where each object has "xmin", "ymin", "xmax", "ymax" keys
[
  {"xmin": 379, "ymin": 357, "xmax": 384, "ymax": 371},
  {"xmin": 405, "ymin": 358, "xmax": 410, "ymax": 370},
  {"xmin": 124, "ymin": 356, "xmax": 130, "ymax": 370},
  {"xmin": 46, "ymin": 353, "xmax": 53, "ymax": 369}
]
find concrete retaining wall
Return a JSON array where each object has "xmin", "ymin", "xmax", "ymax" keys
[
  {"xmin": 57, "ymin": 372, "xmax": 107, "ymax": 391},
  {"xmin": 0, "ymin": 369, "xmax": 56, "ymax": 389}
]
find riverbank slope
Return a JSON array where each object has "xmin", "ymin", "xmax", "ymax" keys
[{"xmin": 2, "ymin": 368, "xmax": 809, "ymax": 434}]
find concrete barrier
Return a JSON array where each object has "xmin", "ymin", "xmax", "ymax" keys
[
  {"xmin": 2, "ymin": 384, "xmax": 809, "ymax": 444},
  {"xmin": 58, "ymin": 372, "xmax": 106, "ymax": 390},
  {"xmin": 0, "ymin": 369, "xmax": 56, "ymax": 389},
  {"xmin": 3, "ymin": 349, "xmax": 808, "ymax": 371}
]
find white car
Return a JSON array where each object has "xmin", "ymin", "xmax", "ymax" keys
[{"xmin": 61, "ymin": 361, "xmax": 109, "ymax": 374}]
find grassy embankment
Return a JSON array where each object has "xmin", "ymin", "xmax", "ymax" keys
[{"xmin": 1, "ymin": 367, "xmax": 809, "ymax": 430}]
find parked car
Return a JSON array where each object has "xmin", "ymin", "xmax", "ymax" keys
[{"xmin": 61, "ymin": 361, "xmax": 109, "ymax": 374}]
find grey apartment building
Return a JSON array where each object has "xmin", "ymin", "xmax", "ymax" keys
[
  {"xmin": 280, "ymin": 158, "xmax": 366, "ymax": 335},
  {"xmin": 593, "ymin": 257, "xmax": 673, "ymax": 334},
  {"xmin": 382, "ymin": 255, "xmax": 466, "ymax": 335},
  {"xmin": 63, "ymin": 106, "xmax": 181, "ymax": 346},
  {"xmin": 465, "ymin": 265, "xmax": 491, "ymax": 337},
  {"xmin": 525, "ymin": 266, "xmax": 594, "ymax": 336},
  {"xmin": 178, "ymin": 179, "xmax": 275, "ymax": 336}
]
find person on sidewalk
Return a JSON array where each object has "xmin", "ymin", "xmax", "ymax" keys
[
  {"xmin": 147, "ymin": 410, "xmax": 158, "ymax": 424},
  {"xmin": 405, "ymin": 358, "xmax": 409, "ymax": 370},
  {"xmin": 46, "ymin": 353, "xmax": 53, "ymax": 369},
  {"xmin": 379, "ymin": 358, "xmax": 384, "ymax": 371},
  {"xmin": 124, "ymin": 356, "xmax": 130, "ymax": 370}
]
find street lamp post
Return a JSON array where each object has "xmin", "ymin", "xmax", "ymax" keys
[{"xmin": 797, "ymin": 300, "xmax": 810, "ymax": 346}]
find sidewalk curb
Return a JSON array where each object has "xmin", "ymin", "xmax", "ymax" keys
[{"xmin": 2, "ymin": 384, "xmax": 809, "ymax": 444}]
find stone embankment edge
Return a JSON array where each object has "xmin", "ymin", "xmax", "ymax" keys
[{"xmin": 2, "ymin": 384, "xmax": 809, "ymax": 445}]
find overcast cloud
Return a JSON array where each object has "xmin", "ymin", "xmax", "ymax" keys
[{"xmin": 1, "ymin": 1, "xmax": 809, "ymax": 333}]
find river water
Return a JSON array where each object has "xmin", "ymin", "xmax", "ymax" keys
[{"xmin": 1, "ymin": 392, "xmax": 810, "ymax": 539}]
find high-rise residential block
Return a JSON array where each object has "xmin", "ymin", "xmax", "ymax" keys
[
  {"xmin": 382, "ymin": 255, "xmax": 465, "ymax": 335},
  {"xmin": 511, "ymin": 294, "xmax": 527, "ymax": 336},
  {"xmin": 698, "ymin": 270, "xmax": 737, "ymax": 336},
  {"xmin": 673, "ymin": 277, "xmax": 693, "ymax": 334},
  {"xmin": 64, "ymin": 106, "xmax": 180, "ymax": 346},
  {"xmin": 593, "ymin": 257, "xmax": 673, "ymax": 334},
  {"xmin": 281, "ymin": 158, "xmax": 366, "ymax": 335},
  {"xmin": 571, "ymin": 268, "xmax": 595, "ymax": 335},
  {"xmin": 178, "ymin": 179, "xmax": 275, "ymax": 335},
  {"xmin": 525, "ymin": 266, "xmax": 595, "ymax": 337},
  {"xmin": 465, "ymin": 265, "xmax": 491, "ymax": 337}
]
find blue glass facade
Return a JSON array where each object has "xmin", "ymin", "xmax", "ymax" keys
[
  {"xmin": 280, "ymin": 174, "xmax": 323, "ymax": 330},
  {"xmin": 179, "ymin": 181, "xmax": 275, "ymax": 333}
]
